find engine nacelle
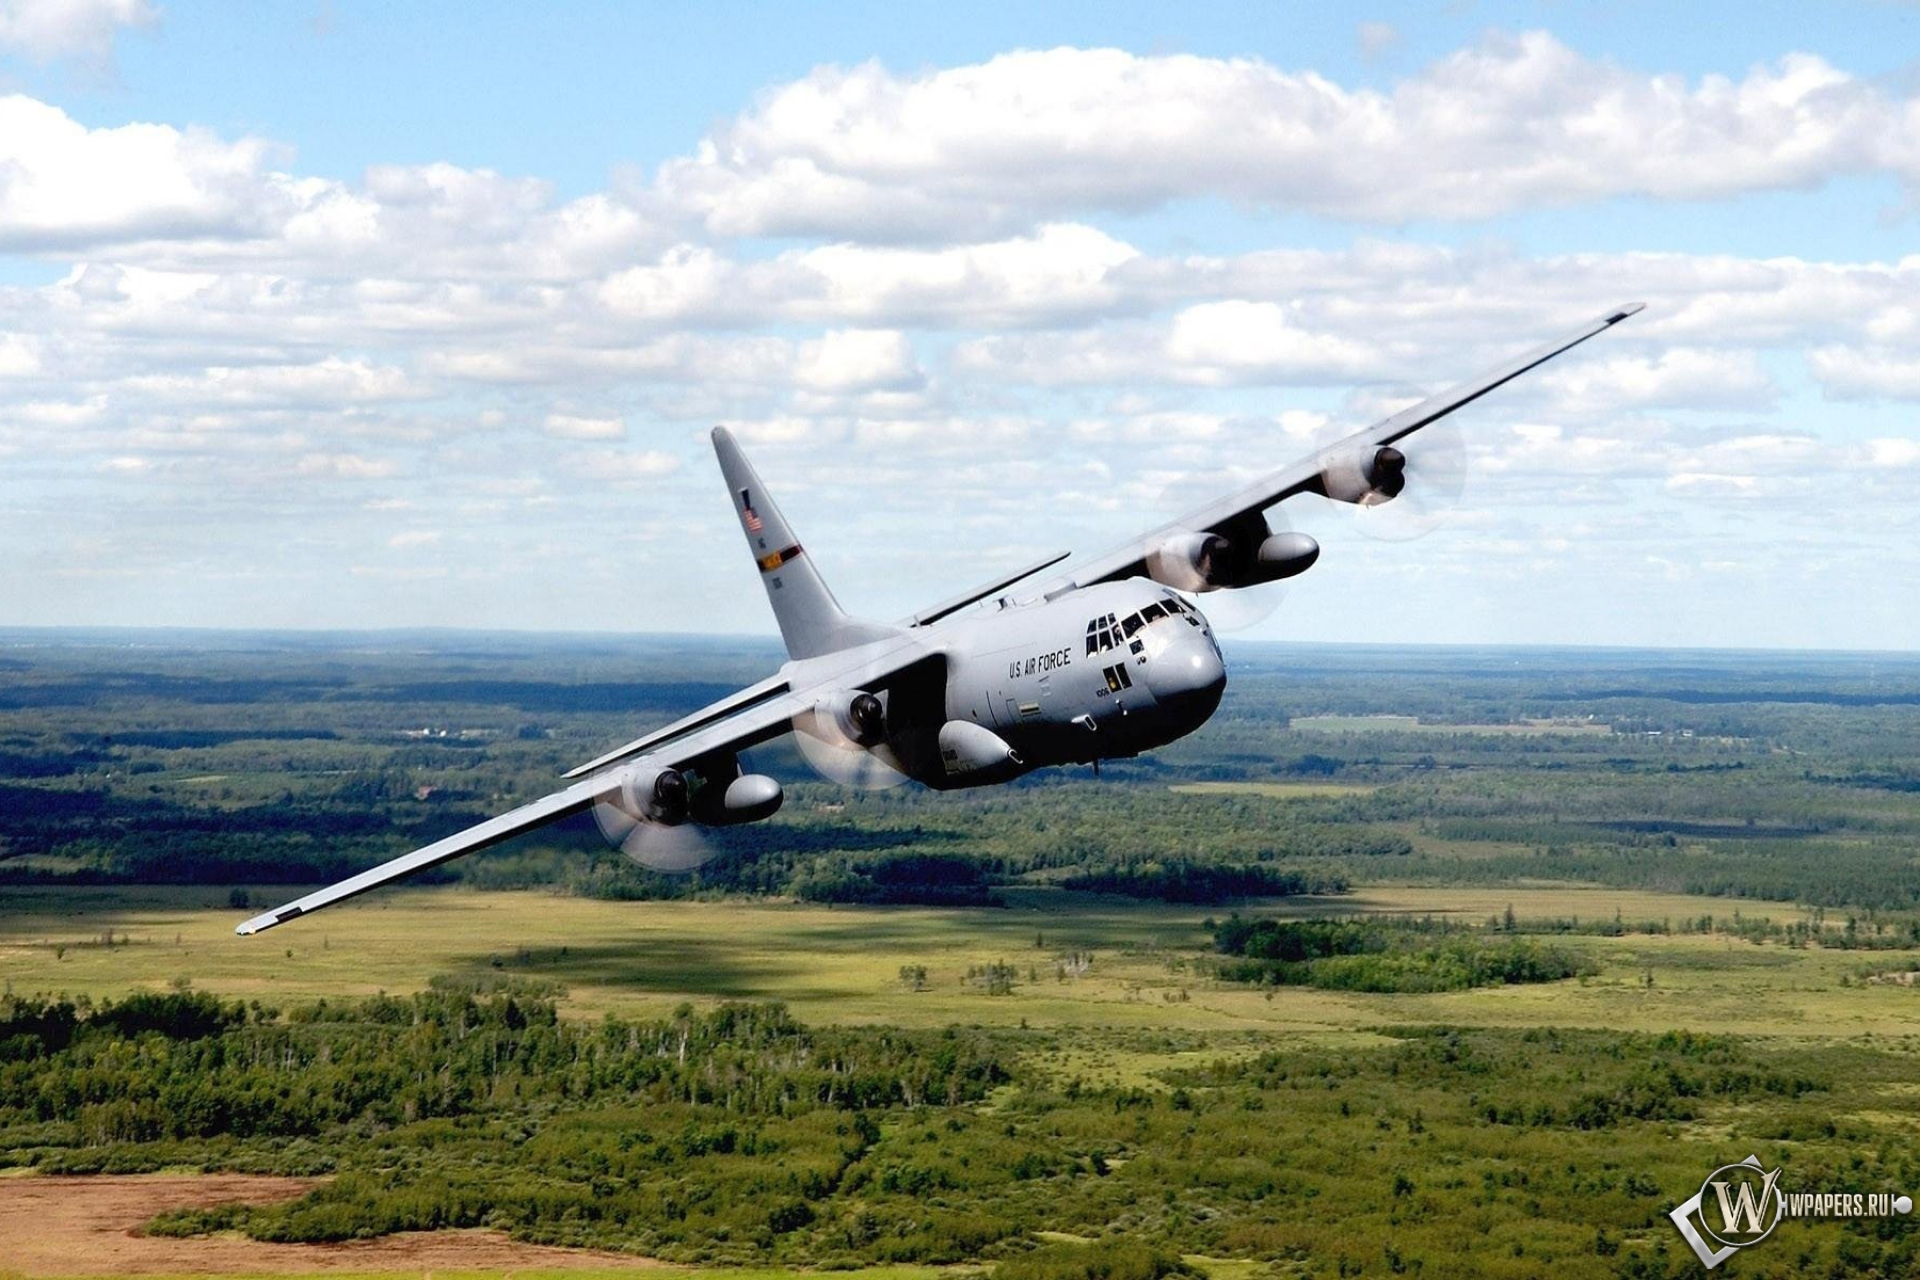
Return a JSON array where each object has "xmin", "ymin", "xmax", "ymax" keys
[
  {"xmin": 1318, "ymin": 444, "xmax": 1407, "ymax": 506},
  {"xmin": 602, "ymin": 764, "xmax": 690, "ymax": 826},
  {"xmin": 1145, "ymin": 528, "xmax": 1320, "ymax": 591},
  {"xmin": 811, "ymin": 689, "xmax": 887, "ymax": 747},
  {"xmin": 692, "ymin": 773, "xmax": 784, "ymax": 826},
  {"xmin": 937, "ymin": 720, "xmax": 1023, "ymax": 782}
]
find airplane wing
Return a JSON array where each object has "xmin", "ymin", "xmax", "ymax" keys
[
  {"xmin": 1027, "ymin": 303, "xmax": 1644, "ymax": 596},
  {"xmin": 235, "ymin": 682, "xmax": 819, "ymax": 935}
]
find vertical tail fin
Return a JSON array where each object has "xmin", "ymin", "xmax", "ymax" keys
[{"xmin": 711, "ymin": 426, "xmax": 894, "ymax": 660}]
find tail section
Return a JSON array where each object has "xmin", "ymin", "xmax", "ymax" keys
[{"xmin": 711, "ymin": 427, "xmax": 896, "ymax": 660}]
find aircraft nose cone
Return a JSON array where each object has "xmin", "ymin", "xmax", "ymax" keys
[{"xmin": 1147, "ymin": 637, "xmax": 1226, "ymax": 724}]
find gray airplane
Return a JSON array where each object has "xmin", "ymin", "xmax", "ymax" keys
[{"xmin": 236, "ymin": 302, "xmax": 1643, "ymax": 936}]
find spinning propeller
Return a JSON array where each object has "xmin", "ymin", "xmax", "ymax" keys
[
  {"xmin": 1333, "ymin": 416, "xmax": 1472, "ymax": 542},
  {"xmin": 796, "ymin": 690, "xmax": 909, "ymax": 789},
  {"xmin": 588, "ymin": 764, "xmax": 715, "ymax": 872}
]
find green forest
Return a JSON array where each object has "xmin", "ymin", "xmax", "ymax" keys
[{"xmin": 3, "ymin": 984, "xmax": 1916, "ymax": 1278}]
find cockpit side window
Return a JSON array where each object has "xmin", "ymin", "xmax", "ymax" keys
[{"xmin": 1121, "ymin": 613, "xmax": 1142, "ymax": 638}]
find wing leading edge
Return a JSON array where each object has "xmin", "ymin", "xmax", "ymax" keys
[
  {"xmin": 237, "ymin": 679, "xmax": 821, "ymax": 935},
  {"xmin": 1031, "ymin": 303, "xmax": 1644, "ymax": 596}
]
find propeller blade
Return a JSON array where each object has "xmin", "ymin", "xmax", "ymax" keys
[
  {"xmin": 591, "ymin": 797, "xmax": 715, "ymax": 872},
  {"xmin": 1152, "ymin": 466, "xmax": 1300, "ymax": 633},
  {"xmin": 1345, "ymin": 416, "xmax": 1471, "ymax": 542},
  {"xmin": 794, "ymin": 731, "xmax": 910, "ymax": 789}
]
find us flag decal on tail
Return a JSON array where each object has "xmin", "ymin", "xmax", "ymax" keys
[{"xmin": 739, "ymin": 488, "xmax": 764, "ymax": 533}]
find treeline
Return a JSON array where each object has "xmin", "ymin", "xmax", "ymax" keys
[
  {"xmin": 1060, "ymin": 860, "xmax": 1345, "ymax": 903},
  {"xmin": 1210, "ymin": 916, "xmax": 1595, "ymax": 992},
  {"xmin": 789, "ymin": 851, "xmax": 1005, "ymax": 906},
  {"xmin": 1399, "ymin": 840, "xmax": 1920, "ymax": 913},
  {"xmin": 0, "ymin": 986, "xmax": 1009, "ymax": 1152}
]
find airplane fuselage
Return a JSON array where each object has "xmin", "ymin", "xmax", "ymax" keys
[
  {"xmin": 941, "ymin": 579, "xmax": 1226, "ymax": 772},
  {"xmin": 781, "ymin": 577, "xmax": 1227, "ymax": 790}
]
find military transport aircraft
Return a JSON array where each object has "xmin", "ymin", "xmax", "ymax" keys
[{"xmin": 236, "ymin": 303, "xmax": 1643, "ymax": 935}]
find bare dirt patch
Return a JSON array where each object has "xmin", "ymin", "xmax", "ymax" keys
[{"xmin": 0, "ymin": 1173, "xmax": 663, "ymax": 1276}]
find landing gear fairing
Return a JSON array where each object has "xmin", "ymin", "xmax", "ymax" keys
[{"xmin": 236, "ymin": 303, "xmax": 1642, "ymax": 935}]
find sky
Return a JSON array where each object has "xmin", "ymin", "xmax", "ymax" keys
[{"xmin": 2, "ymin": 2, "xmax": 1919, "ymax": 649}]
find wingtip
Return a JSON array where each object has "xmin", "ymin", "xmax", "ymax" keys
[
  {"xmin": 1607, "ymin": 302, "xmax": 1647, "ymax": 323},
  {"xmin": 710, "ymin": 424, "xmax": 733, "ymax": 445}
]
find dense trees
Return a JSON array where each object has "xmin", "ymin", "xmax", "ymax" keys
[
  {"xmin": 5, "ymin": 984, "xmax": 1917, "ymax": 1276},
  {"xmin": 1211, "ymin": 916, "xmax": 1596, "ymax": 991}
]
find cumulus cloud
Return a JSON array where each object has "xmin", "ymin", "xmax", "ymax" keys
[
  {"xmin": 4, "ymin": 36, "xmax": 1920, "ymax": 641},
  {"xmin": 121, "ymin": 358, "xmax": 416, "ymax": 407},
  {"xmin": 793, "ymin": 329, "xmax": 922, "ymax": 392},
  {"xmin": 656, "ymin": 34, "xmax": 1920, "ymax": 238},
  {"xmin": 0, "ymin": 0, "xmax": 153, "ymax": 64},
  {"xmin": 1807, "ymin": 346, "xmax": 1920, "ymax": 400},
  {"xmin": 1538, "ymin": 349, "xmax": 1778, "ymax": 412},
  {"xmin": 0, "ymin": 97, "xmax": 665, "ymax": 273},
  {"xmin": 0, "ymin": 96, "xmax": 284, "ymax": 250}
]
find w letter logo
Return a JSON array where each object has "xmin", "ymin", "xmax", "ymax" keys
[{"xmin": 1671, "ymin": 1156, "xmax": 1785, "ymax": 1269}]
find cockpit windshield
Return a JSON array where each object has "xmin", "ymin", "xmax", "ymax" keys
[
  {"xmin": 1084, "ymin": 612, "xmax": 1122, "ymax": 656},
  {"xmin": 1090, "ymin": 595, "xmax": 1202, "ymax": 656}
]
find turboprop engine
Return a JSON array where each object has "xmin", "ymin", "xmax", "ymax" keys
[
  {"xmin": 811, "ymin": 689, "xmax": 887, "ymax": 747},
  {"xmin": 1144, "ymin": 524, "xmax": 1320, "ymax": 593},
  {"xmin": 600, "ymin": 763, "xmax": 690, "ymax": 826},
  {"xmin": 1317, "ymin": 444, "xmax": 1407, "ymax": 506}
]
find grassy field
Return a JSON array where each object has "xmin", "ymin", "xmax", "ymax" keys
[{"xmin": 5, "ymin": 883, "xmax": 1911, "ymax": 1048}]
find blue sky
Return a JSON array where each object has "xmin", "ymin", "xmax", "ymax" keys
[{"xmin": 1, "ymin": 1, "xmax": 1918, "ymax": 648}]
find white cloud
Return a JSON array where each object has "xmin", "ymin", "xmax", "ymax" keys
[
  {"xmin": 559, "ymin": 448, "xmax": 680, "ymax": 482},
  {"xmin": 1866, "ymin": 438, "xmax": 1920, "ymax": 468},
  {"xmin": 1539, "ymin": 349, "xmax": 1777, "ymax": 412},
  {"xmin": 296, "ymin": 452, "xmax": 396, "ymax": 479},
  {"xmin": 0, "ymin": 0, "xmax": 154, "ymax": 64},
  {"xmin": 4, "ymin": 39, "xmax": 1920, "ymax": 644},
  {"xmin": 122, "ymin": 358, "xmax": 415, "ymax": 408},
  {"xmin": 1807, "ymin": 346, "xmax": 1920, "ymax": 400},
  {"xmin": 0, "ymin": 96, "xmax": 281, "ymax": 250},
  {"xmin": 0, "ymin": 332, "xmax": 41, "ymax": 376},
  {"xmin": 542, "ymin": 413, "xmax": 625, "ymax": 441},
  {"xmin": 656, "ymin": 34, "xmax": 1920, "ymax": 238},
  {"xmin": 1165, "ymin": 301, "xmax": 1382, "ymax": 383},
  {"xmin": 793, "ymin": 329, "xmax": 922, "ymax": 392}
]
